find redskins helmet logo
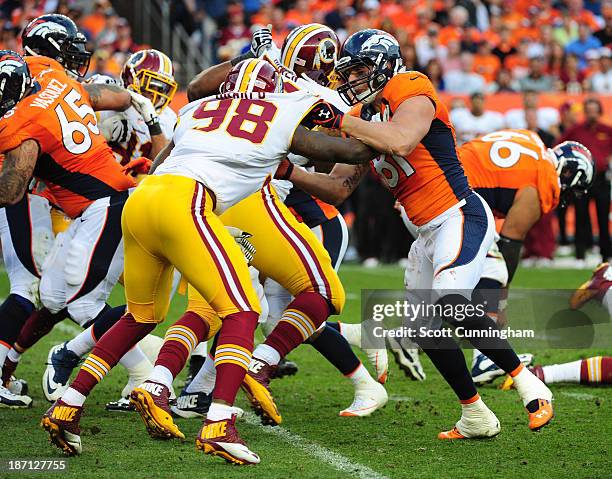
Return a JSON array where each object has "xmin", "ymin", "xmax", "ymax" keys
[{"xmin": 317, "ymin": 38, "xmax": 337, "ymax": 66}]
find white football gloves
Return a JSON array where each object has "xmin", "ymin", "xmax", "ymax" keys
[
  {"xmin": 250, "ymin": 24, "xmax": 281, "ymax": 60},
  {"xmin": 225, "ymin": 226, "xmax": 256, "ymax": 264},
  {"xmin": 99, "ymin": 113, "xmax": 132, "ymax": 144},
  {"xmin": 128, "ymin": 90, "xmax": 162, "ymax": 135}
]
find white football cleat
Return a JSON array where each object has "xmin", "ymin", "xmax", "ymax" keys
[
  {"xmin": 472, "ymin": 353, "xmax": 534, "ymax": 385},
  {"xmin": 438, "ymin": 400, "xmax": 501, "ymax": 439},
  {"xmin": 0, "ymin": 384, "xmax": 32, "ymax": 408},
  {"xmin": 388, "ymin": 336, "xmax": 426, "ymax": 381},
  {"xmin": 339, "ymin": 382, "xmax": 388, "ymax": 417}
]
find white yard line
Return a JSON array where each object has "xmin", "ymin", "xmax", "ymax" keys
[
  {"xmin": 243, "ymin": 412, "xmax": 390, "ymax": 479},
  {"xmin": 560, "ymin": 391, "xmax": 599, "ymax": 401}
]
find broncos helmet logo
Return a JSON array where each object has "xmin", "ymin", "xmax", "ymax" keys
[
  {"xmin": 25, "ymin": 20, "xmax": 68, "ymax": 39},
  {"xmin": 361, "ymin": 34, "xmax": 399, "ymax": 53}
]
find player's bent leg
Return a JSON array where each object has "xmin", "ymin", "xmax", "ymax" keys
[
  {"xmin": 132, "ymin": 287, "xmax": 220, "ymax": 438},
  {"xmin": 130, "ymin": 176, "xmax": 261, "ymax": 463},
  {"xmin": 42, "ymin": 184, "xmax": 172, "ymax": 455},
  {"xmin": 223, "ymin": 185, "xmax": 345, "ymax": 424}
]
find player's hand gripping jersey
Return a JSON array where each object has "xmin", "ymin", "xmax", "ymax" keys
[
  {"xmin": 459, "ymin": 129, "xmax": 561, "ymax": 217},
  {"xmin": 0, "ymin": 57, "xmax": 135, "ymax": 218},
  {"xmin": 156, "ymin": 90, "xmax": 322, "ymax": 213},
  {"xmin": 374, "ymin": 72, "xmax": 471, "ymax": 226},
  {"xmin": 99, "ymin": 105, "xmax": 177, "ymax": 165}
]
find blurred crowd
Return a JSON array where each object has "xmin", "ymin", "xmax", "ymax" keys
[
  {"xmin": 185, "ymin": 0, "xmax": 612, "ymax": 94},
  {"xmin": 0, "ymin": 0, "xmax": 141, "ymax": 78}
]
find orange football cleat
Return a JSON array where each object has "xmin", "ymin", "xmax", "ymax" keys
[
  {"xmin": 527, "ymin": 398, "xmax": 554, "ymax": 431},
  {"xmin": 437, "ymin": 427, "xmax": 466, "ymax": 439}
]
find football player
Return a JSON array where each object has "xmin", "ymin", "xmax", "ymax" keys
[
  {"xmin": 174, "ymin": 23, "xmax": 388, "ymax": 421},
  {"xmin": 97, "ymin": 49, "xmax": 177, "ymax": 167},
  {"xmin": 0, "ymin": 15, "xmax": 154, "ymax": 403},
  {"xmin": 570, "ymin": 262, "xmax": 612, "ymax": 313},
  {"xmin": 388, "ymin": 132, "xmax": 594, "ymax": 385},
  {"xmin": 41, "ymin": 58, "xmax": 376, "ymax": 463},
  {"xmin": 0, "ymin": 51, "xmax": 54, "ymax": 408},
  {"xmin": 44, "ymin": 49, "xmax": 181, "ymax": 412},
  {"xmin": 278, "ymin": 28, "xmax": 554, "ymax": 439}
]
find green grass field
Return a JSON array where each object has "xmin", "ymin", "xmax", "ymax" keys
[{"xmin": 0, "ymin": 266, "xmax": 610, "ymax": 479}]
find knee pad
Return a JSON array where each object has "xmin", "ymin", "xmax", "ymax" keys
[{"xmin": 64, "ymin": 240, "xmax": 89, "ymax": 287}]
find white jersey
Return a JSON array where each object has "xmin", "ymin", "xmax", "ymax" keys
[
  {"xmin": 98, "ymin": 106, "xmax": 176, "ymax": 165},
  {"xmin": 450, "ymin": 108, "xmax": 505, "ymax": 145},
  {"xmin": 157, "ymin": 90, "xmax": 321, "ymax": 214},
  {"xmin": 273, "ymin": 75, "xmax": 349, "ymax": 201}
]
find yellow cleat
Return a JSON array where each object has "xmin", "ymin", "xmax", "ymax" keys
[
  {"xmin": 130, "ymin": 381, "xmax": 184, "ymax": 440},
  {"xmin": 240, "ymin": 358, "xmax": 282, "ymax": 426}
]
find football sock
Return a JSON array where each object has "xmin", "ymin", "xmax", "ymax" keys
[
  {"xmin": 0, "ymin": 295, "xmax": 34, "ymax": 371},
  {"xmin": 118, "ymin": 345, "xmax": 151, "ymax": 377},
  {"xmin": 192, "ymin": 341, "xmax": 208, "ymax": 357},
  {"xmin": 252, "ymin": 343, "xmax": 281, "ymax": 366},
  {"xmin": 148, "ymin": 365, "xmax": 174, "ymax": 389},
  {"xmin": 6, "ymin": 348, "xmax": 20, "ymax": 364},
  {"xmin": 207, "ymin": 402, "xmax": 235, "ymax": 421},
  {"xmin": 511, "ymin": 365, "xmax": 551, "ymax": 406},
  {"xmin": 442, "ymin": 294, "xmax": 521, "ymax": 374},
  {"xmin": 155, "ymin": 311, "xmax": 210, "ymax": 379},
  {"xmin": 541, "ymin": 359, "xmax": 581, "ymax": 384},
  {"xmin": 14, "ymin": 308, "xmax": 65, "ymax": 351},
  {"xmin": 308, "ymin": 325, "xmax": 361, "ymax": 375},
  {"xmin": 263, "ymin": 292, "xmax": 331, "ymax": 359},
  {"xmin": 213, "ymin": 311, "xmax": 258, "ymax": 405},
  {"xmin": 580, "ymin": 356, "xmax": 611, "ymax": 384},
  {"xmin": 65, "ymin": 327, "xmax": 96, "ymax": 358},
  {"xmin": 346, "ymin": 363, "xmax": 376, "ymax": 388},
  {"xmin": 91, "ymin": 305, "xmax": 126, "ymax": 339},
  {"xmin": 186, "ymin": 352, "xmax": 216, "ymax": 394},
  {"xmin": 419, "ymin": 344, "xmax": 478, "ymax": 401},
  {"xmin": 67, "ymin": 313, "xmax": 155, "ymax": 401},
  {"xmin": 541, "ymin": 357, "xmax": 612, "ymax": 384},
  {"xmin": 327, "ymin": 321, "xmax": 362, "ymax": 347}
]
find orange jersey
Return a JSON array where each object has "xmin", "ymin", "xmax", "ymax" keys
[
  {"xmin": 459, "ymin": 129, "xmax": 560, "ymax": 217},
  {"xmin": 0, "ymin": 57, "xmax": 135, "ymax": 218},
  {"xmin": 376, "ymin": 71, "xmax": 471, "ymax": 226}
]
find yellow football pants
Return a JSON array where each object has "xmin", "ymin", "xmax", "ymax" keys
[
  {"xmin": 221, "ymin": 181, "xmax": 345, "ymax": 314},
  {"xmin": 121, "ymin": 174, "xmax": 261, "ymax": 324}
]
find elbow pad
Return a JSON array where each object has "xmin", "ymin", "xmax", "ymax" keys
[{"xmin": 497, "ymin": 235, "xmax": 523, "ymax": 284}]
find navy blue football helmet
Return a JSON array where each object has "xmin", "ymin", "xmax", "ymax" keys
[
  {"xmin": 0, "ymin": 50, "xmax": 32, "ymax": 117},
  {"xmin": 22, "ymin": 14, "xmax": 91, "ymax": 78},
  {"xmin": 336, "ymin": 29, "xmax": 402, "ymax": 106},
  {"xmin": 552, "ymin": 141, "xmax": 595, "ymax": 206}
]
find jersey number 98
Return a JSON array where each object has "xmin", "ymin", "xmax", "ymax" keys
[{"xmin": 193, "ymin": 98, "xmax": 278, "ymax": 144}]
